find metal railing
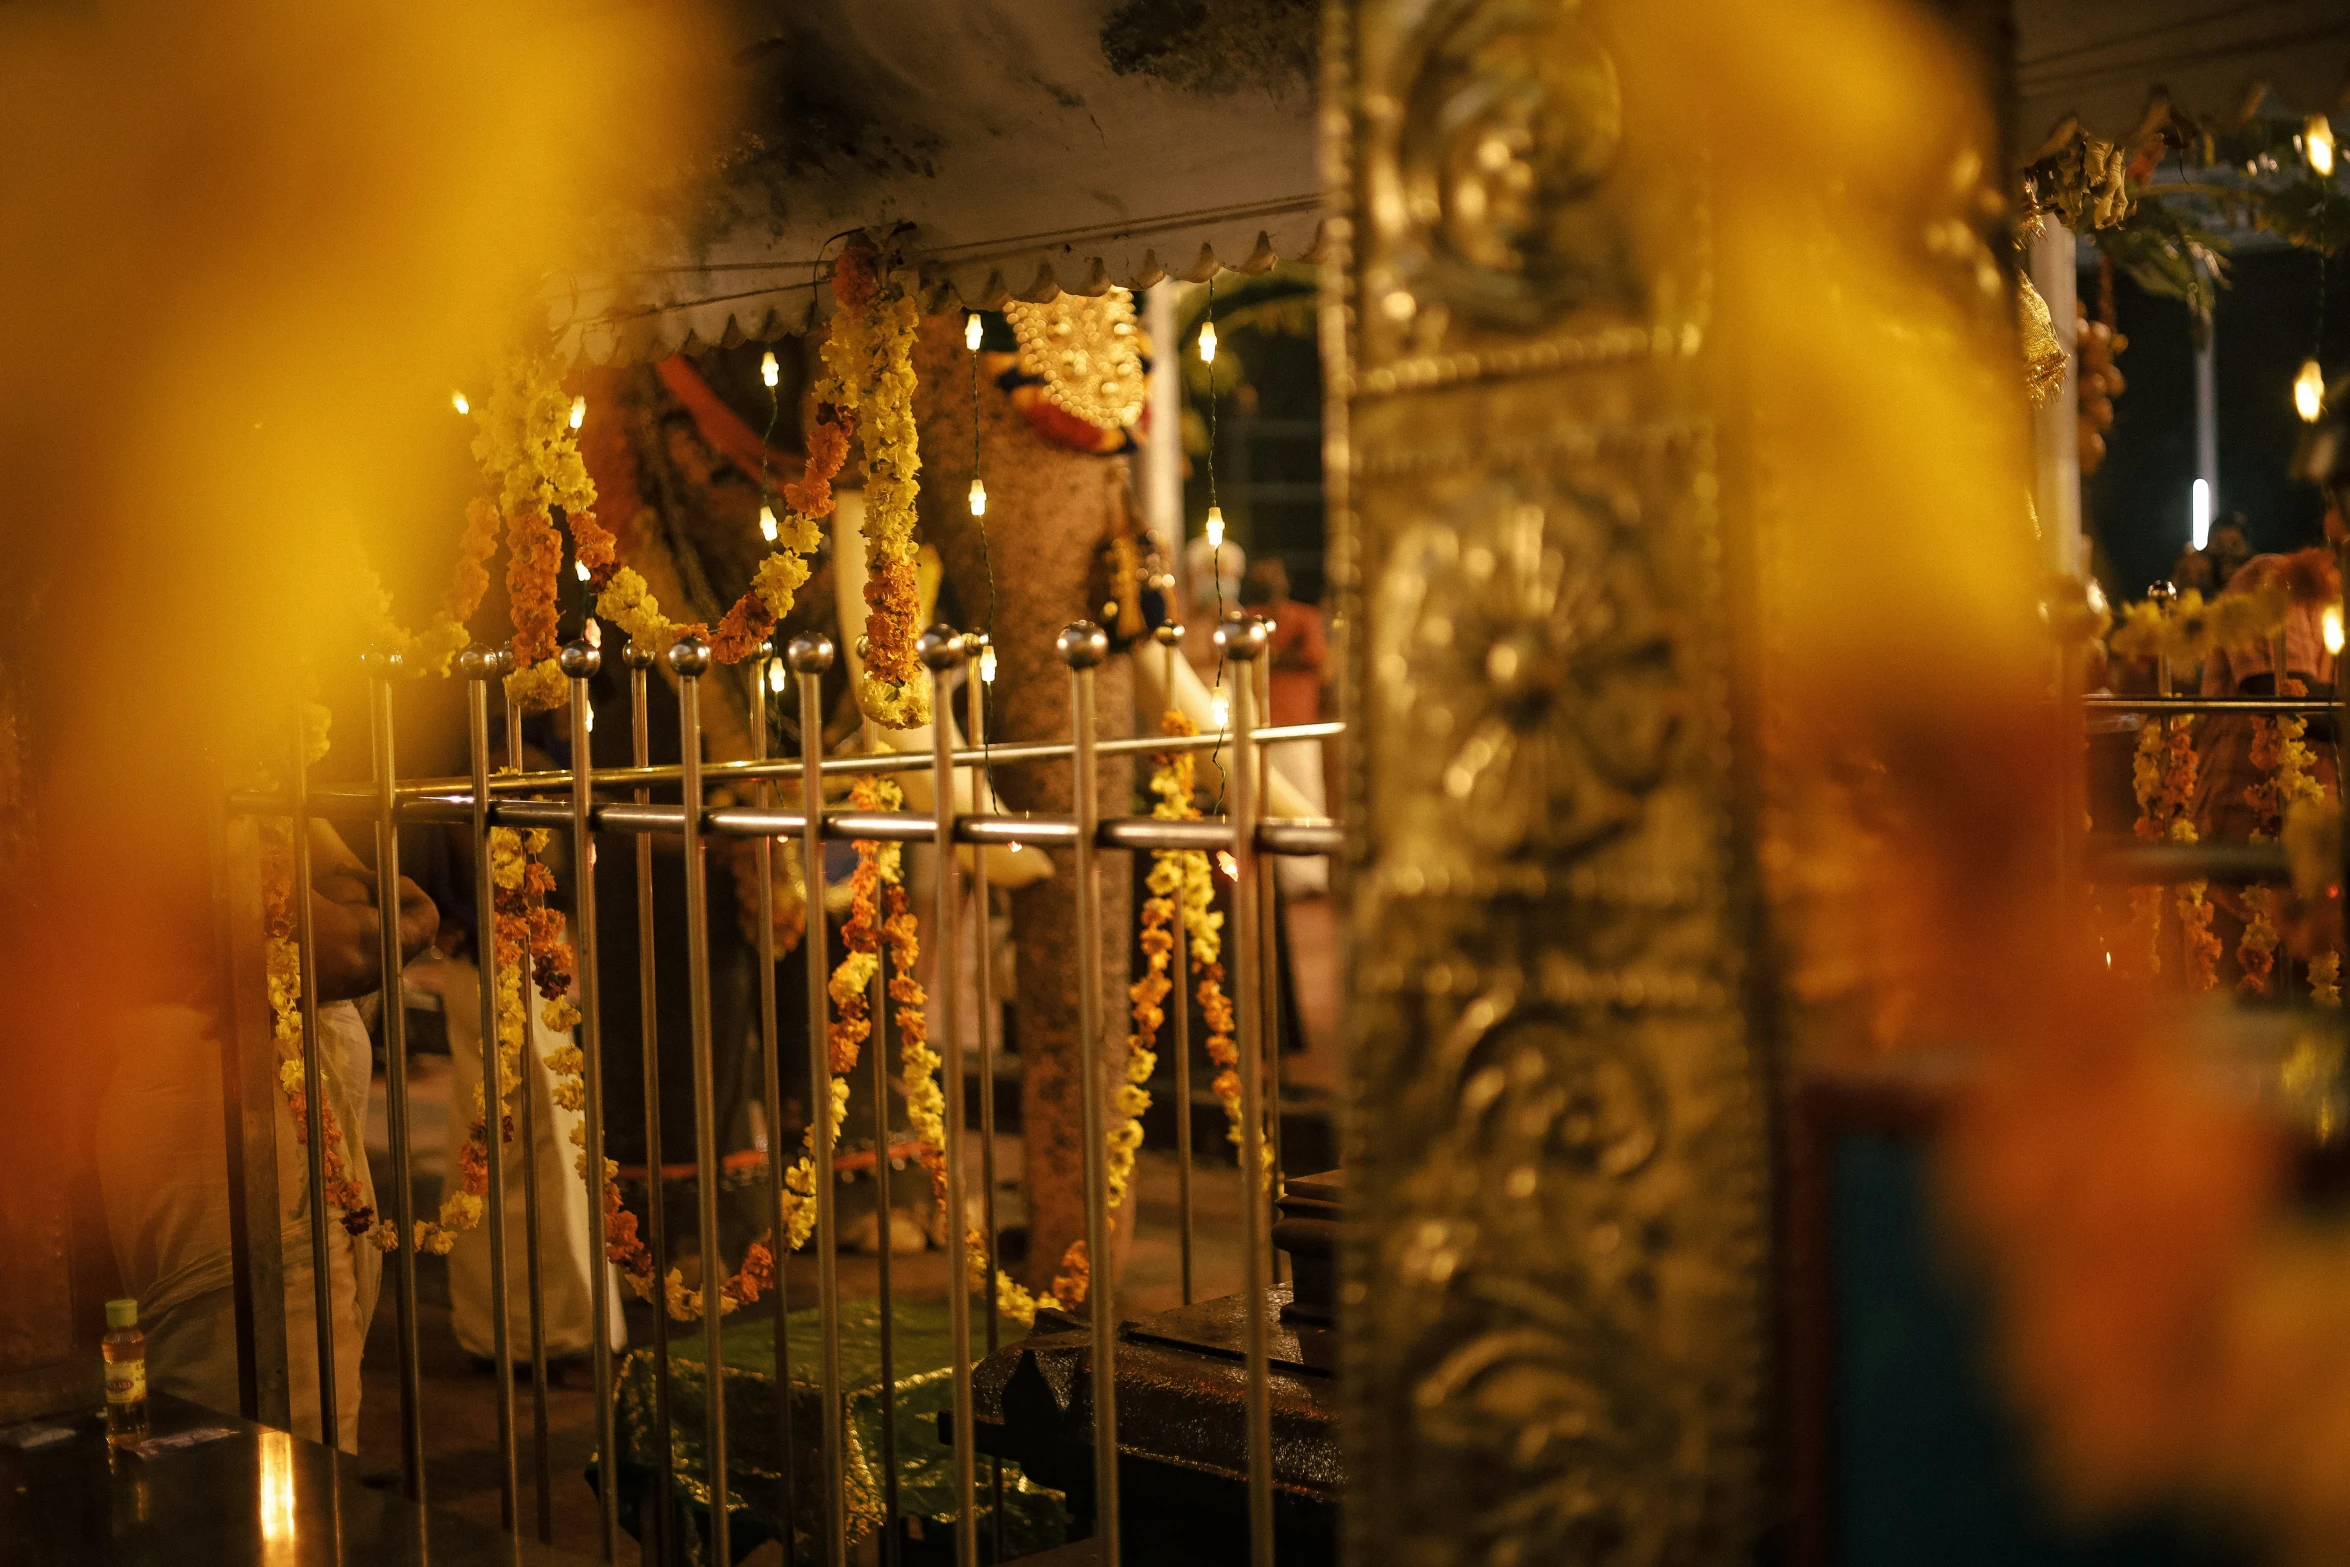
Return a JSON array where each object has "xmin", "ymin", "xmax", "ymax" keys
[{"xmin": 225, "ymin": 614, "xmax": 1329, "ymax": 1567}]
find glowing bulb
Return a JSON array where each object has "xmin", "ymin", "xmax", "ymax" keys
[
  {"xmin": 2191, "ymin": 478, "xmax": 2211, "ymax": 550},
  {"xmin": 1198, "ymin": 318, "xmax": 1218, "ymax": 363},
  {"xmin": 2326, "ymin": 605, "xmax": 2345, "ymax": 657},
  {"xmin": 1217, "ymin": 850, "xmax": 1239, "ymax": 881},
  {"xmin": 1210, "ymin": 692, "xmax": 1230, "ymax": 728},
  {"xmin": 965, "ymin": 313, "xmax": 984, "ymax": 352},
  {"xmin": 584, "ymin": 705, "xmax": 595, "ymax": 733},
  {"xmin": 451, "ymin": 391, "xmax": 469, "ymax": 416},
  {"xmin": 575, "ymin": 559, "xmax": 590, "ymax": 582},
  {"xmin": 1205, "ymin": 506, "xmax": 1225, "ymax": 549},
  {"xmin": 2296, "ymin": 358, "xmax": 2326, "ymax": 423},
  {"xmin": 767, "ymin": 659, "xmax": 786, "ymax": 693},
  {"xmin": 569, "ymin": 394, "xmax": 586, "ymax": 430},
  {"xmin": 2308, "ymin": 114, "xmax": 2336, "ymax": 179},
  {"xmin": 969, "ymin": 477, "xmax": 988, "ymax": 516},
  {"xmin": 761, "ymin": 351, "xmax": 780, "ymax": 388},
  {"xmin": 980, "ymin": 645, "xmax": 998, "ymax": 684},
  {"xmin": 759, "ymin": 504, "xmax": 778, "ymax": 543}
]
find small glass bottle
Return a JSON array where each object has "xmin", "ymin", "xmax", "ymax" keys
[{"xmin": 102, "ymin": 1298, "xmax": 149, "ymax": 1448}]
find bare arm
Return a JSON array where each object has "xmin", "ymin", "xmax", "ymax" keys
[{"xmin": 308, "ymin": 821, "xmax": 439, "ymax": 1002}]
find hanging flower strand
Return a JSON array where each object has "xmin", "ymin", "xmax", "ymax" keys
[{"xmin": 821, "ymin": 244, "xmax": 930, "ymax": 727}]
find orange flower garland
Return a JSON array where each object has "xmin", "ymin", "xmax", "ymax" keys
[
  {"xmin": 710, "ymin": 408, "xmax": 848, "ymax": 665},
  {"xmin": 261, "ymin": 828, "xmax": 378, "ymax": 1242}
]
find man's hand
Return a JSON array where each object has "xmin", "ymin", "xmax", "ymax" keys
[{"xmin": 306, "ymin": 822, "xmax": 440, "ymax": 1002}]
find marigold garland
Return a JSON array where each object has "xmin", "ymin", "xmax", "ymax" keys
[
  {"xmin": 260, "ymin": 826, "xmax": 378, "ymax": 1243},
  {"xmin": 820, "ymin": 245, "xmax": 929, "ymax": 728},
  {"xmin": 710, "ymin": 409, "xmax": 845, "ymax": 664}
]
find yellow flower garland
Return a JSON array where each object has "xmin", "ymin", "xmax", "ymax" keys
[{"xmin": 820, "ymin": 245, "xmax": 929, "ymax": 729}]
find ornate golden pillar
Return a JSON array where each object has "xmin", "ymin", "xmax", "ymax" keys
[{"xmin": 1328, "ymin": 3, "xmax": 1770, "ymax": 1559}]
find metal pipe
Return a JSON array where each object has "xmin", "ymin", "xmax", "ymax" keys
[
  {"xmin": 872, "ymin": 955, "xmax": 900, "ymax": 1567},
  {"xmin": 749, "ymin": 656, "xmax": 799, "ymax": 1567},
  {"xmin": 239, "ymin": 721, "xmax": 1350, "ymax": 816},
  {"xmin": 670, "ymin": 635, "xmax": 732, "ymax": 1567},
  {"xmin": 918, "ymin": 628, "xmax": 980, "ymax": 1567},
  {"xmin": 366, "ymin": 657, "xmax": 426, "ymax": 1503},
  {"xmin": 1155, "ymin": 626, "xmax": 1195, "ymax": 1308},
  {"xmin": 1253, "ymin": 649, "xmax": 1284, "ymax": 1238},
  {"xmin": 2081, "ymin": 696, "xmax": 2337, "ymax": 715},
  {"xmin": 1058, "ymin": 621, "xmax": 1121, "ymax": 1565},
  {"xmin": 625, "ymin": 639, "xmax": 675, "ymax": 1567},
  {"xmin": 1215, "ymin": 616, "xmax": 1275, "ymax": 1567},
  {"xmin": 460, "ymin": 647, "xmax": 521, "ymax": 1532},
  {"xmin": 508, "ymin": 693, "xmax": 555, "ymax": 1544},
  {"xmin": 788, "ymin": 631, "xmax": 850, "ymax": 1567},
  {"xmin": 286, "ymin": 700, "xmax": 338, "ymax": 1450},
  {"xmin": 2082, "ymin": 840, "xmax": 2291, "ymax": 884},
  {"xmin": 564, "ymin": 642, "xmax": 621, "ymax": 1562},
  {"xmin": 964, "ymin": 636, "xmax": 1007, "ymax": 1562}
]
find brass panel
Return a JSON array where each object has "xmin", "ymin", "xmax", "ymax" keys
[{"xmin": 1332, "ymin": 1, "xmax": 1770, "ymax": 1561}]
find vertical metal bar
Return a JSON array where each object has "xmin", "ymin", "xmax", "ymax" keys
[
  {"xmin": 287, "ymin": 701, "xmax": 339, "ymax": 1450},
  {"xmin": 564, "ymin": 641, "xmax": 621, "ymax": 1562},
  {"xmin": 1058, "ymin": 620, "xmax": 1120, "ymax": 1565},
  {"xmin": 963, "ymin": 635, "xmax": 1006, "ymax": 1561},
  {"xmin": 1155, "ymin": 625, "xmax": 1195, "ymax": 1306},
  {"xmin": 786, "ymin": 631, "xmax": 849, "ymax": 1567},
  {"xmin": 1253, "ymin": 648, "xmax": 1285, "ymax": 1243},
  {"xmin": 750, "ymin": 656, "xmax": 799, "ymax": 1567},
  {"xmin": 508, "ymin": 695, "xmax": 555, "ymax": 1543},
  {"xmin": 208, "ymin": 793, "xmax": 286, "ymax": 1429},
  {"xmin": 624, "ymin": 639, "xmax": 676, "ymax": 1567},
  {"xmin": 461, "ymin": 647, "xmax": 521, "ymax": 1532},
  {"xmin": 872, "ymin": 955, "xmax": 900, "ymax": 1567},
  {"xmin": 669, "ymin": 636, "xmax": 731, "ymax": 1567},
  {"xmin": 367, "ymin": 658, "xmax": 427, "ymax": 1502},
  {"xmin": 1215, "ymin": 617, "xmax": 1275, "ymax": 1567},
  {"xmin": 918, "ymin": 628, "xmax": 979, "ymax": 1567}
]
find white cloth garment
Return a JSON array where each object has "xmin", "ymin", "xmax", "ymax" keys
[
  {"xmin": 98, "ymin": 1000, "xmax": 379, "ymax": 1453},
  {"xmin": 411, "ymin": 954, "xmax": 624, "ymax": 1361}
]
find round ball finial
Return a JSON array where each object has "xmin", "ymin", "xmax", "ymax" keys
[
  {"xmin": 786, "ymin": 631, "xmax": 836, "ymax": 675},
  {"xmin": 1153, "ymin": 621, "xmax": 1184, "ymax": 648},
  {"xmin": 918, "ymin": 623, "xmax": 966, "ymax": 672},
  {"xmin": 360, "ymin": 647, "xmax": 404, "ymax": 677},
  {"xmin": 459, "ymin": 645, "xmax": 497, "ymax": 680},
  {"xmin": 558, "ymin": 641, "xmax": 602, "ymax": 680},
  {"xmin": 666, "ymin": 633, "xmax": 712, "ymax": 678},
  {"xmin": 622, "ymin": 640, "xmax": 659, "ymax": 671},
  {"xmin": 1213, "ymin": 612, "xmax": 1268, "ymax": 662},
  {"xmin": 1057, "ymin": 621, "xmax": 1110, "ymax": 670}
]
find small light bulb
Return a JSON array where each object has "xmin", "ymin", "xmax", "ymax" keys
[
  {"xmin": 1205, "ymin": 506, "xmax": 1225, "ymax": 549},
  {"xmin": 1210, "ymin": 692, "xmax": 1230, "ymax": 728},
  {"xmin": 761, "ymin": 351, "xmax": 780, "ymax": 388},
  {"xmin": 575, "ymin": 559, "xmax": 590, "ymax": 582},
  {"xmin": 968, "ymin": 478, "xmax": 987, "ymax": 517},
  {"xmin": 584, "ymin": 706, "xmax": 595, "ymax": 733},
  {"xmin": 569, "ymin": 394, "xmax": 586, "ymax": 430},
  {"xmin": 451, "ymin": 391, "xmax": 470, "ymax": 416},
  {"xmin": 980, "ymin": 645, "xmax": 998, "ymax": 684},
  {"xmin": 767, "ymin": 659, "xmax": 786, "ymax": 693},
  {"xmin": 965, "ymin": 314, "xmax": 983, "ymax": 352},
  {"xmin": 2326, "ymin": 605, "xmax": 2344, "ymax": 657},
  {"xmin": 759, "ymin": 504, "xmax": 778, "ymax": 543},
  {"xmin": 1198, "ymin": 318, "xmax": 1218, "ymax": 363},
  {"xmin": 2192, "ymin": 478, "xmax": 2211, "ymax": 551},
  {"xmin": 2296, "ymin": 358, "xmax": 2326, "ymax": 423},
  {"xmin": 2309, "ymin": 114, "xmax": 2336, "ymax": 179},
  {"xmin": 1217, "ymin": 850, "xmax": 1239, "ymax": 881}
]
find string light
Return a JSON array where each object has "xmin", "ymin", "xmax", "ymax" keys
[
  {"xmin": 767, "ymin": 659, "xmax": 786, "ymax": 693},
  {"xmin": 1197, "ymin": 316, "xmax": 1218, "ymax": 363},
  {"xmin": 1217, "ymin": 850, "xmax": 1239, "ymax": 881},
  {"xmin": 569, "ymin": 394, "xmax": 586, "ymax": 430},
  {"xmin": 966, "ymin": 313, "xmax": 983, "ymax": 352},
  {"xmin": 2325, "ymin": 605, "xmax": 2345, "ymax": 657},
  {"xmin": 1210, "ymin": 691, "xmax": 1230, "ymax": 728},
  {"xmin": 759, "ymin": 504, "xmax": 779, "ymax": 543},
  {"xmin": 761, "ymin": 351, "xmax": 780, "ymax": 389},
  {"xmin": 2192, "ymin": 478, "xmax": 2211, "ymax": 550},
  {"xmin": 451, "ymin": 391, "xmax": 469, "ymax": 416},
  {"xmin": 575, "ymin": 559, "xmax": 590, "ymax": 582},
  {"xmin": 968, "ymin": 478, "xmax": 987, "ymax": 517},
  {"xmin": 2308, "ymin": 115, "xmax": 2337, "ymax": 179},
  {"xmin": 980, "ymin": 644, "xmax": 998, "ymax": 684},
  {"xmin": 2297, "ymin": 358, "xmax": 2326, "ymax": 423},
  {"xmin": 1205, "ymin": 505, "xmax": 1225, "ymax": 549}
]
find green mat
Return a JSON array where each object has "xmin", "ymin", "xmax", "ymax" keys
[{"xmin": 607, "ymin": 1298, "xmax": 1067, "ymax": 1565}]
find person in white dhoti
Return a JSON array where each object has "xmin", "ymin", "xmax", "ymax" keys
[{"xmin": 97, "ymin": 819, "xmax": 434, "ymax": 1453}]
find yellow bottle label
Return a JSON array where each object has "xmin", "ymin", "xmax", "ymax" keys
[{"xmin": 104, "ymin": 1360, "xmax": 145, "ymax": 1405}]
